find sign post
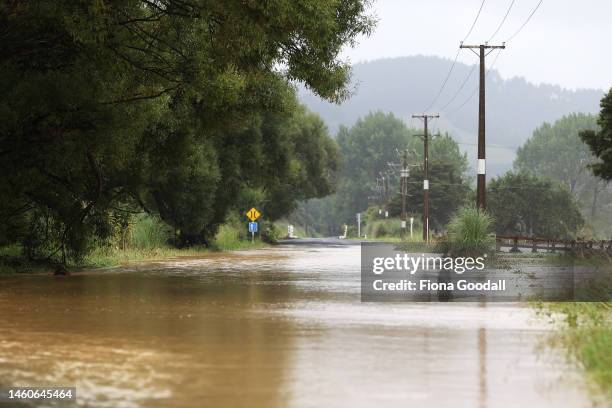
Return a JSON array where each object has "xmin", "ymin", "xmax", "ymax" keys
[
  {"xmin": 410, "ymin": 217, "xmax": 414, "ymax": 239},
  {"xmin": 248, "ymin": 221, "xmax": 258, "ymax": 243},
  {"xmin": 246, "ymin": 207, "xmax": 261, "ymax": 243},
  {"xmin": 288, "ymin": 225, "xmax": 295, "ymax": 238}
]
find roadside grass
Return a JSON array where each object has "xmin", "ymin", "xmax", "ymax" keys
[
  {"xmin": 540, "ymin": 301, "xmax": 612, "ymax": 401},
  {"xmin": 82, "ymin": 246, "xmax": 210, "ymax": 268},
  {"xmin": 536, "ymin": 256, "xmax": 612, "ymax": 401},
  {"xmin": 274, "ymin": 219, "xmax": 320, "ymax": 238},
  {"xmin": 0, "ymin": 217, "xmax": 269, "ymax": 274},
  {"xmin": 362, "ymin": 230, "xmax": 425, "ymax": 243},
  {"xmin": 362, "ymin": 216, "xmax": 423, "ymax": 241},
  {"xmin": 1, "ymin": 241, "xmax": 267, "ymax": 274},
  {"xmin": 211, "ymin": 222, "xmax": 268, "ymax": 251},
  {"xmin": 439, "ymin": 206, "xmax": 495, "ymax": 257}
]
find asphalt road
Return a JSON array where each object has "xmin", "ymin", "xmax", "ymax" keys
[{"xmin": 277, "ymin": 237, "xmax": 363, "ymax": 246}]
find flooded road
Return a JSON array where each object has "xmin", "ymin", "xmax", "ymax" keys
[{"xmin": 0, "ymin": 245, "xmax": 593, "ymax": 407}]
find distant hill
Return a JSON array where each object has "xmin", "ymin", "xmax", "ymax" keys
[{"xmin": 298, "ymin": 55, "xmax": 604, "ymax": 176}]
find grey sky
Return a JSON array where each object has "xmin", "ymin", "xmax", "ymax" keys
[{"xmin": 342, "ymin": 0, "xmax": 612, "ymax": 91}]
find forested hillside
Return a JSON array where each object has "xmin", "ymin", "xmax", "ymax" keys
[{"xmin": 299, "ymin": 55, "xmax": 604, "ymax": 175}]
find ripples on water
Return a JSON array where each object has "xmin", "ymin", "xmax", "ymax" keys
[{"xmin": 0, "ymin": 246, "xmax": 591, "ymax": 407}]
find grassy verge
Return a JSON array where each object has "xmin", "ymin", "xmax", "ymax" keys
[
  {"xmin": 535, "ymin": 255, "xmax": 612, "ymax": 401},
  {"xmin": 85, "ymin": 239, "xmax": 269, "ymax": 268},
  {"xmin": 83, "ymin": 246, "xmax": 210, "ymax": 268},
  {"xmin": 1, "ymin": 242, "xmax": 268, "ymax": 275},
  {"xmin": 540, "ymin": 301, "xmax": 612, "ymax": 400},
  {"xmin": 0, "ymin": 218, "xmax": 269, "ymax": 275},
  {"xmin": 274, "ymin": 219, "xmax": 321, "ymax": 238}
]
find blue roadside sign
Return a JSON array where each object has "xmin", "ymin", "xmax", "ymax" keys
[{"xmin": 248, "ymin": 222, "xmax": 258, "ymax": 233}]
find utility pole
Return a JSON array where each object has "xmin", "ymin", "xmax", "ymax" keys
[
  {"xmin": 459, "ymin": 42, "xmax": 505, "ymax": 210},
  {"xmin": 379, "ymin": 171, "xmax": 388, "ymax": 214},
  {"xmin": 412, "ymin": 113, "xmax": 439, "ymax": 242},
  {"xmin": 400, "ymin": 150, "xmax": 409, "ymax": 239}
]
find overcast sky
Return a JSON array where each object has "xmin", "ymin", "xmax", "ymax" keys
[{"xmin": 342, "ymin": 0, "xmax": 612, "ymax": 91}]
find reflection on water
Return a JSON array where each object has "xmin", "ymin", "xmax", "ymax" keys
[{"xmin": 0, "ymin": 246, "xmax": 592, "ymax": 407}]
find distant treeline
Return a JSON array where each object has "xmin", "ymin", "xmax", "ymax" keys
[{"xmin": 294, "ymin": 107, "xmax": 612, "ymax": 240}]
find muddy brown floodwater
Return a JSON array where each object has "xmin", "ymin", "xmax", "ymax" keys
[{"xmin": 0, "ymin": 245, "xmax": 594, "ymax": 407}]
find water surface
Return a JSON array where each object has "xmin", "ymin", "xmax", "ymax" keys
[{"xmin": 0, "ymin": 245, "xmax": 592, "ymax": 407}]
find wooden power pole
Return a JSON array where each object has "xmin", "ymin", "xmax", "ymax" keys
[
  {"xmin": 412, "ymin": 113, "xmax": 439, "ymax": 242},
  {"xmin": 400, "ymin": 150, "xmax": 408, "ymax": 239},
  {"xmin": 459, "ymin": 42, "xmax": 505, "ymax": 210}
]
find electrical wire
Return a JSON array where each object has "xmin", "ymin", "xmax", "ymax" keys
[
  {"xmin": 456, "ymin": 141, "xmax": 519, "ymax": 150},
  {"xmin": 439, "ymin": 0, "xmax": 514, "ymax": 112},
  {"xmin": 399, "ymin": 181, "xmax": 572, "ymax": 191},
  {"xmin": 423, "ymin": 50, "xmax": 461, "ymax": 113},
  {"xmin": 463, "ymin": 0, "xmax": 488, "ymax": 43},
  {"xmin": 488, "ymin": 0, "xmax": 516, "ymax": 42},
  {"xmin": 505, "ymin": 0, "xmax": 544, "ymax": 43},
  {"xmin": 422, "ymin": 0, "xmax": 487, "ymax": 113},
  {"xmin": 439, "ymin": 63, "xmax": 477, "ymax": 111},
  {"xmin": 440, "ymin": 1, "xmax": 544, "ymax": 114},
  {"xmin": 446, "ymin": 49, "xmax": 502, "ymax": 116}
]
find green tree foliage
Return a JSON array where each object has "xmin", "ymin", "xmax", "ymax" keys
[
  {"xmin": 514, "ymin": 113, "xmax": 612, "ymax": 237},
  {"xmin": 580, "ymin": 89, "xmax": 612, "ymax": 181},
  {"xmin": 288, "ymin": 196, "xmax": 339, "ymax": 237},
  {"xmin": 214, "ymin": 103, "xmax": 340, "ymax": 226},
  {"xmin": 515, "ymin": 113, "xmax": 599, "ymax": 194},
  {"xmin": 297, "ymin": 112, "xmax": 470, "ymax": 235},
  {"xmin": 387, "ymin": 134, "xmax": 471, "ymax": 231},
  {"xmin": 487, "ymin": 172, "xmax": 583, "ymax": 239},
  {"xmin": 334, "ymin": 111, "xmax": 415, "ymax": 223},
  {"xmin": 0, "ymin": 1, "xmax": 371, "ymax": 260}
]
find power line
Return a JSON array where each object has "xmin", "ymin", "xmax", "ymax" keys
[
  {"xmin": 463, "ymin": 0, "xmax": 488, "ymax": 42},
  {"xmin": 505, "ymin": 0, "xmax": 544, "ymax": 43},
  {"xmin": 441, "ymin": 0, "xmax": 544, "ymax": 114},
  {"xmin": 401, "ymin": 180, "xmax": 579, "ymax": 191},
  {"xmin": 439, "ymin": 63, "xmax": 477, "ymax": 111},
  {"xmin": 488, "ymin": 0, "xmax": 516, "ymax": 42},
  {"xmin": 422, "ymin": 0, "xmax": 487, "ymax": 112},
  {"xmin": 423, "ymin": 50, "xmax": 461, "ymax": 113},
  {"xmin": 457, "ymin": 141, "xmax": 519, "ymax": 150},
  {"xmin": 446, "ymin": 49, "xmax": 502, "ymax": 116}
]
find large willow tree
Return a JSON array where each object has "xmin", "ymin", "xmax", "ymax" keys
[{"xmin": 0, "ymin": 1, "xmax": 373, "ymax": 260}]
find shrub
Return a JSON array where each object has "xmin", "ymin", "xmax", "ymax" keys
[
  {"xmin": 439, "ymin": 206, "xmax": 495, "ymax": 256},
  {"xmin": 260, "ymin": 221, "xmax": 280, "ymax": 243},
  {"xmin": 371, "ymin": 221, "xmax": 387, "ymax": 237},
  {"xmin": 213, "ymin": 223, "xmax": 242, "ymax": 250},
  {"xmin": 130, "ymin": 214, "xmax": 172, "ymax": 249}
]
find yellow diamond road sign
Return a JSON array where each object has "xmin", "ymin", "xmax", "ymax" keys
[{"xmin": 246, "ymin": 207, "xmax": 261, "ymax": 222}]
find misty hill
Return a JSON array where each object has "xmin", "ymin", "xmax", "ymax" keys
[{"xmin": 298, "ymin": 55, "xmax": 604, "ymax": 176}]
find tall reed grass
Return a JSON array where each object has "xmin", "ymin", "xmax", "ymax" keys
[{"xmin": 440, "ymin": 206, "xmax": 495, "ymax": 256}]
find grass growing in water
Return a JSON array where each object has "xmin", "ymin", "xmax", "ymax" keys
[
  {"xmin": 542, "ymin": 301, "xmax": 612, "ymax": 400},
  {"xmin": 0, "ymin": 214, "xmax": 268, "ymax": 274}
]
